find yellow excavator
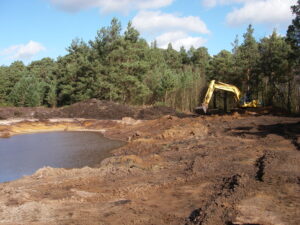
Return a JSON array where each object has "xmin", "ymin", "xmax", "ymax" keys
[{"xmin": 197, "ymin": 80, "xmax": 259, "ymax": 113}]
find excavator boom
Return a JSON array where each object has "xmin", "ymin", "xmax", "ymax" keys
[
  {"xmin": 198, "ymin": 80, "xmax": 258, "ymax": 113},
  {"xmin": 200, "ymin": 80, "xmax": 241, "ymax": 113}
]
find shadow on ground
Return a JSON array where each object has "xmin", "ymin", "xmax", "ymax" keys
[{"xmin": 231, "ymin": 122, "xmax": 300, "ymax": 150}]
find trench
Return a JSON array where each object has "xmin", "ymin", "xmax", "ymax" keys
[{"xmin": 0, "ymin": 131, "xmax": 124, "ymax": 182}]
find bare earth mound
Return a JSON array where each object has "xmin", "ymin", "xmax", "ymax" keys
[
  {"xmin": 0, "ymin": 99, "xmax": 184, "ymax": 120},
  {"xmin": 0, "ymin": 102, "xmax": 299, "ymax": 225}
]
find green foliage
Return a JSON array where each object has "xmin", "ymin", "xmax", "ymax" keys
[
  {"xmin": 9, "ymin": 75, "xmax": 44, "ymax": 107},
  {"xmin": 286, "ymin": 1, "xmax": 300, "ymax": 73},
  {"xmin": 0, "ymin": 17, "xmax": 299, "ymax": 113},
  {"xmin": 259, "ymin": 30, "xmax": 292, "ymax": 106},
  {"xmin": 179, "ymin": 46, "xmax": 189, "ymax": 64},
  {"xmin": 124, "ymin": 21, "xmax": 140, "ymax": 43},
  {"xmin": 234, "ymin": 25, "xmax": 260, "ymax": 90},
  {"xmin": 208, "ymin": 50, "xmax": 233, "ymax": 81},
  {"xmin": 191, "ymin": 47, "xmax": 210, "ymax": 69},
  {"xmin": 288, "ymin": 1, "xmax": 300, "ymax": 50},
  {"xmin": 287, "ymin": 0, "xmax": 300, "ymax": 112},
  {"xmin": 46, "ymin": 79, "xmax": 57, "ymax": 107},
  {"xmin": 56, "ymin": 38, "xmax": 98, "ymax": 105}
]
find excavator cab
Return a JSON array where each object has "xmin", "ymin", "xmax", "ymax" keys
[
  {"xmin": 241, "ymin": 91, "xmax": 252, "ymax": 103},
  {"xmin": 239, "ymin": 91, "xmax": 260, "ymax": 108}
]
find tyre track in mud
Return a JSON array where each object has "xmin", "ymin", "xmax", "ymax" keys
[
  {"xmin": 255, "ymin": 153, "xmax": 266, "ymax": 182},
  {"xmin": 185, "ymin": 174, "xmax": 247, "ymax": 225},
  {"xmin": 184, "ymin": 116, "xmax": 300, "ymax": 225}
]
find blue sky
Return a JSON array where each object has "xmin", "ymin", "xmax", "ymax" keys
[{"xmin": 0, "ymin": 0, "xmax": 296, "ymax": 65}]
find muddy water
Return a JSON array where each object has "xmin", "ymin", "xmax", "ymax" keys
[{"xmin": 0, "ymin": 132, "xmax": 124, "ymax": 182}]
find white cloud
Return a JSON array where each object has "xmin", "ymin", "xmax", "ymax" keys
[
  {"xmin": 202, "ymin": 0, "xmax": 259, "ymax": 8},
  {"xmin": 132, "ymin": 11, "xmax": 209, "ymax": 51},
  {"xmin": 156, "ymin": 31, "xmax": 207, "ymax": 50},
  {"xmin": 132, "ymin": 11, "xmax": 210, "ymax": 34},
  {"xmin": 226, "ymin": 0, "xmax": 297, "ymax": 26},
  {"xmin": 202, "ymin": 0, "xmax": 296, "ymax": 26},
  {"xmin": 0, "ymin": 41, "xmax": 45, "ymax": 61},
  {"xmin": 48, "ymin": 0, "xmax": 174, "ymax": 13},
  {"xmin": 202, "ymin": 0, "xmax": 217, "ymax": 8}
]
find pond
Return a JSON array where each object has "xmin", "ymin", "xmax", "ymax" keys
[{"xmin": 0, "ymin": 131, "xmax": 124, "ymax": 183}]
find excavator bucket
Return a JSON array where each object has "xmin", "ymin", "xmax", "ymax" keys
[{"xmin": 194, "ymin": 104, "xmax": 208, "ymax": 114}]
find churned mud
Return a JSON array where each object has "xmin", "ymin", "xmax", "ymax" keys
[{"xmin": 0, "ymin": 101, "xmax": 299, "ymax": 225}]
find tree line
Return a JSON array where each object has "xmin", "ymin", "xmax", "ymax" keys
[{"xmin": 0, "ymin": 1, "xmax": 299, "ymax": 113}]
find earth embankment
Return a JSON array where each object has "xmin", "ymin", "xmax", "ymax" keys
[{"xmin": 0, "ymin": 99, "xmax": 185, "ymax": 120}]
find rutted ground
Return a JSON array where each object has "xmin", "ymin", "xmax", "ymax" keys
[{"xmin": 0, "ymin": 107, "xmax": 299, "ymax": 224}]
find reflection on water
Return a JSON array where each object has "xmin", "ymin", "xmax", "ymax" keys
[{"xmin": 0, "ymin": 132, "xmax": 124, "ymax": 182}]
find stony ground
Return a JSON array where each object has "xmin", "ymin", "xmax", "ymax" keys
[{"xmin": 0, "ymin": 102, "xmax": 299, "ymax": 225}]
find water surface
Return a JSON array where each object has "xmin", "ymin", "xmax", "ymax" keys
[{"xmin": 0, "ymin": 131, "xmax": 124, "ymax": 182}]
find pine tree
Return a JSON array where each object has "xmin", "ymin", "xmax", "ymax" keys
[
  {"xmin": 236, "ymin": 25, "xmax": 260, "ymax": 94},
  {"xmin": 207, "ymin": 50, "xmax": 234, "ymax": 110},
  {"xmin": 259, "ymin": 30, "xmax": 292, "ymax": 107},
  {"xmin": 9, "ymin": 75, "xmax": 44, "ymax": 107}
]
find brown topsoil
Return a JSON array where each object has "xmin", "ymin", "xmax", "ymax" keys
[
  {"xmin": 0, "ymin": 99, "xmax": 185, "ymax": 120},
  {"xmin": 0, "ymin": 99, "xmax": 299, "ymax": 225}
]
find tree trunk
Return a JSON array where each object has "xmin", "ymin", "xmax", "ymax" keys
[
  {"xmin": 213, "ymin": 93, "xmax": 217, "ymax": 109},
  {"xmin": 287, "ymin": 79, "xmax": 292, "ymax": 113},
  {"xmin": 223, "ymin": 92, "xmax": 227, "ymax": 112},
  {"xmin": 164, "ymin": 91, "xmax": 168, "ymax": 105},
  {"xmin": 247, "ymin": 68, "xmax": 250, "ymax": 92}
]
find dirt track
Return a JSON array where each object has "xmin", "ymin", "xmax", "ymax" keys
[{"xmin": 0, "ymin": 102, "xmax": 299, "ymax": 225}]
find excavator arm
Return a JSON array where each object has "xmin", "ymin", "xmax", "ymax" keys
[{"xmin": 200, "ymin": 80, "xmax": 241, "ymax": 113}]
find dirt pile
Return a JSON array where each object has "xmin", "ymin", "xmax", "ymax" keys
[
  {"xmin": 0, "ymin": 107, "xmax": 53, "ymax": 120},
  {"xmin": 136, "ymin": 105, "xmax": 186, "ymax": 119},
  {"xmin": 0, "ymin": 99, "xmax": 184, "ymax": 120},
  {"xmin": 58, "ymin": 99, "xmax": 137, "ymax": 119}
]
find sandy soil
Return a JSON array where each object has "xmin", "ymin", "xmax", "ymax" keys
[{"xmin": 0, "ymin": 102, "xmax": 299, "ymax": 225}]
